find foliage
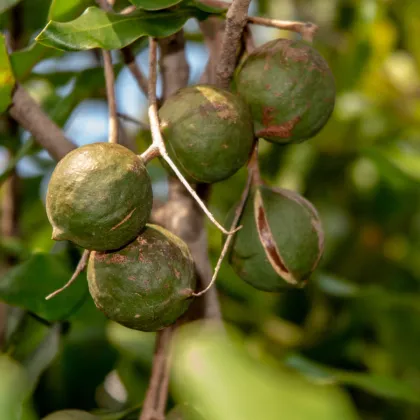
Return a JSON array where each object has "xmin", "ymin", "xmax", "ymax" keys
[{"xmin": 1, "ymin": 0, "xmax": 420, "ymax": 419}]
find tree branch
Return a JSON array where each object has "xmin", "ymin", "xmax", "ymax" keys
[
  {"xmin": 215, "ymin": 0, "xmax": 252, "ymax": 89},
  {"xmin": 200, "ymin": 0, "xmax": 318, "ymax": 41},
  {"xmin": 9, "ymin": 85, "xmax": 76, "ymax": 161},
  {"xmin": 102, "ymin": 50, "xmax": 119, "ymax": 144},
  {"xmin": 121, "ymin": 47, "xmax": 149, "ymax": 98}
]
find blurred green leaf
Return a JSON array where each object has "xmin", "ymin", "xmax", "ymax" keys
[
  {"xmin": 0, "ymin": 139, "xmax": 35, "ymax": 187},
  {"xmin": 0, "ymin": 0, "xmax": 21, "ymax": 13},
  {"xmin": 36, "ymin": 6, "xmax": 198, "ymax": 51},
  {"xmin": 5, "ymin": 313, "xmax": 60, "ymax": 389},
  {"xmin": 48, "ymin": 0, "xmax": 94, "ymax": 21},
  {"xmin": 285, "ymin": 354, "xmax": 420, "ymax": 405},
  {"xmin": 0, "ymin": 253, "xmax": 88, "ymax": 322},
  {"xmin": 129, "ymin": 0, "xmax": 183, "ymax": 10},
  {"xmin": 10, "ymin": 42, "xmax": 63, "ymax": 81},
  {"xmin": 172, "ymin": 322, "xmax": 360, "ymax": 420},
  {"xmin": 0, "ymin": 33, "xmax": 15, "ymax": 113},
  {"xmin": 0, "ymin": 354, "xmax": 32, "ymax": 420}
]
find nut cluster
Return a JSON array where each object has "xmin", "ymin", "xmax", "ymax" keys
[{"xmin": 45, "ymin": 38, "xmax": 335, "ymax": 332}]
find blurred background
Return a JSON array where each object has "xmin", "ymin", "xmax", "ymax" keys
[{"xmin": 1, "ymin": 0, "xmax": 420, "ymax": 419}]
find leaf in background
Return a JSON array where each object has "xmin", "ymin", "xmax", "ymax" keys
[
  {"xmin": 0, "ymin": 34, "xmax": 15, "ymax": 113},
  {"xmin": 285, "ymin": 354, "xmax": 420, "ymax": 405},
  {"xmin": 363, "ymin": 142, "xmax": 420, "ymax": 186},
  {"xmin": 48, "ymin": 0, "xmax": 94, "ymax": 21},
  {"xmin": 189, "ymin": 0, "xmax": 226, "ymax": 14},
  {"xmin": 0, "ymin": 355, "xmax": 32, "ymax": 420},
  {"xmin": 10, "ymin": 42, "xmax": 63, "ymax": 81},
  {"xmin": 0, "ymin": 0, "xmax": 21, "ymax": 13},
  {"xmin": 129, "ymin": 0, "xmax": 183, "ymax": 10},
  {"xmin": 404, "ymin": 0, "xmax": 420, "ymax": 71},
  {"xmin": 0, "ymin": 253, "xmax": 88, "ymax": 322},
  {"xmin": 0, "ymin": 139, "xmax": 35, "ymax": 187},
  {"xmin": 36, "ymin": 6, "xmax": 195, "ymax": 51},
  {"xmin": 172, "ymin": 322, "xmax": 360, "ymax": 420},
  {"xmin": 5, "ymin": 313, "xmax": 60, "ymax": 390}
]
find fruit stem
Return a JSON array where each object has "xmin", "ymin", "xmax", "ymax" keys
[
  {"xmin": 140, "ymin": 145, "xmax": 160, "ymax": 165},
  {"xmin": 193, "ymin": 170, "xmax": 252, "ymax": 297},
  {"xmin": 45, "ymin": 250, "xmax": 90, "ymax": 300},
  {"xmin": 248, "ymin": 141, "xmax": 262, "ymax": 186},
  {"xmin": 147, "ymin": 37, "xmax": 239, "ymax": 236}
]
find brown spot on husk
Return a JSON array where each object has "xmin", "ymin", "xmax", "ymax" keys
[
  {"xmin": 174, "ymin": 268, "xmax": 180, "ymax": 279},
  {"xmin": 110, "ymin": 208, "xmax": 136, "ymax": 231},
  {"xmin": 257, "ymin": 116, "xmax": 301, "ymax": 139},
  {"xmin": 262, "ymin": 106, "xmax": 276, "ymax": 127},
  {"xmin": 199, "ymin": 101, "xmax": 237, "ymax": 122},
  {"xmin": 128, "ymin": 276, "xmax": 136, "ymax": 281},
  {"xmin": 95, "ymin": 253, "xmax": 129, "ymax": 264}
]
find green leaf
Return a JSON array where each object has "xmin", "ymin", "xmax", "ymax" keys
[
  {"xmin": 0, "ymin": 0, "xmax": 21, "ymax": 14},
  {"xmin": 285, "ymin": 354, "xmax": 420, "ymax": 405},
  {"xmin": 0, "ymin": 355, "xmax": 32, "ymax": 420},
  {"xmin": 0, "ymin": 34, "xmax": 15, "ymax": 113},
  {"xmin": 172, "ymin": 322, "xmax": 359, "ymax": 420},
  {"xmin": 190, "ymin": 0, "xmax": 226, "ymax": 14},
  {"xmin": 5, "ymin": 313, "xmax": 61, "ymax": 390},
  {"xmin": 0, "ymin": 253, "xmax": 88, "ymax": 322},
  {"xmin": 48, "ymin": 0, "xmax": 95, "ymax": 21},
  {"xmin": 10, "ymin": 42, "xmax": 63, "ymax": 81},
  {"xmin": 129, "ymin": 0, "xmax": 183, "ymax": 10},
  {"xmin": 36, "ymin": 6, "xmax": 195, "ymax": 51},
  {"xmin": 0, "ymin": 140, "xmax": 36, "ymax": 187}
]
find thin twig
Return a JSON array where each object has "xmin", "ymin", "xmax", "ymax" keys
[
  {"xmin": 117, "ymin": 112, "xmax": 150, "ymax": 129},
  {"xmin": 193, "ymin": 171, "xmax": 252, "ymax": 297},
  {"xmin": 139, "ymin": 145, "xmax": 160, "ymax": 165},
  {"xmin": 139, "ymin": 327, "xmax": 174, "ymax": 420},
  {"xmin": 9, "ymin": 86, "xmax": 76, "ymax": 161},
  {"xmin": 121, "ymin": 5, "xmax": 136, "ymax": 14},
  {"xmin": 121, "ymin": 47, "xmax": 149, "ymax": 98},
  {"xmin": 248, "ymin": 16, "xmax": 318, "ymax": 42},
  {"xmin": 243, "ymin": 24, "xmax": 255, "ymax": 54},
  {"xmin": 201, "ymin": 0, "xmax": 318, "ymax": 42},
  {"xmin": 102, "ymin": 50, "xmax": 119, "ymax": 144},
  {"xmin": 215, "ymin": 0, "xmax": 252, "ymax": 89},
  {"xmin": 147, "ymin": 37, "xmax": 237, "ymax": 236},
  {"xmin": 45, "ymin": 250, "xmax": 90, "ymax": 300}
]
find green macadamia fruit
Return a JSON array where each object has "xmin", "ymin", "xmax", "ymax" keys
[
  {"xmin": 235, "ymin": 38, "xmax": 335, "ymax": 144},
  {"xmin": 88, "ymin": 224, "xmax": 196, "ymax": 332},
  {"xmin": 226, "ymin": 185, "xmax": 324, "ymax": 291},
  {"xmin": 159, "ymin": 85, "xmax": 255, "ymax": 183},
  {"xmin": 46, "ymin": 142, "xmax": 153, "ymax": 251}
]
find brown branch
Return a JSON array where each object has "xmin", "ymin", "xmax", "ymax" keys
[
  {"xmin": 139, "ymin": 327, "xmax": 174, "ymax": 420},
  {"xmin": 45, "ymin": 250, "xmax": 90, "ymax": 300},
  {"xmin": 200, "ymin": 0, "xmax": 318, "ymax": 41},
  {"xmin": 248, "ymin": 16, "xmax": 318, "ymax": 41},
  {"xmin": 9, "ymin": 85, "xmax": 76, "ymax": 161},
  {"xmin": 102, "ymin": 50, "xmax": 119, "ymax": 143},
  {"xmin": 121, "ymin": 47, "xmax": 149, "ymax": 98},
  {"xmin": 199, "ymin": 18, "xmax": 225, "ymax": 84},
  {"xmin": 215, "ymin": 0, "xmax": 252, "ymax": 89}
]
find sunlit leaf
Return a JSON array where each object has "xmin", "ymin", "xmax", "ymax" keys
[
  {"xmin": 172, "ymin": 322, "xmax": 359, "ymax": 420},
  {"xmin": 0, "ymin": 34, "xmax": 15, "ymax": 113},
  {"xmin": 0, "ymin": 355, "xmax": 31, "ymax": 420},
  {"xmin": 36, "ymin": 6, "xmax": 196, "ymax": 51}
]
